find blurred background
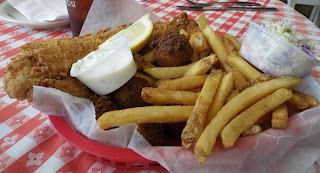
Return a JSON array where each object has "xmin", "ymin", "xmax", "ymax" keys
[{"xmin": 280, "ymin": 0, "xmax": 320, "ymax": 27}]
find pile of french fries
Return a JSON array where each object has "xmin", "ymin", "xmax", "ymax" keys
[{"xmin": 97, "ymin": 14, "xmax": 319, "ymax": 164}]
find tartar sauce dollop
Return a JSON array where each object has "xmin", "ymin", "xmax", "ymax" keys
[{"xmin": 70, "ymin": 37, "xmax": 137, "ymax": 95}]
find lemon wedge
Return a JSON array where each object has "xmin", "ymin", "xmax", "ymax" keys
[{"xmin": 99, "ymin": 13, "xmax": 153, "ymax": 53}]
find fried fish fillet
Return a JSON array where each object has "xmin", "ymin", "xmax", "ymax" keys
[
  {"xmin": 4, "ymin": 26, "xmax": 128, "ymax": 101},
  {"xmin": 4, "ymin": 12, "xmax": 199, "ymax": 101}
]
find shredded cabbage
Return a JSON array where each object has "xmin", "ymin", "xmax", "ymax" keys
[{"xmin": 263, "ymin": 20, "xmax": 319, "ymax": 61}]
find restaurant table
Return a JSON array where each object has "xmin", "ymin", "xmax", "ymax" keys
[{"xmin": 0, "ymin": 0, "xmax": 320, "ymax": 172}]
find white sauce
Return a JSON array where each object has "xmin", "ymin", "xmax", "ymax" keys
[
  {"xmin": 70, "ymin": 37, "xmax": 137, "ymax": 95},
  {"xmin": 70, "ymin": 50, "xmax": 115, "ymax": 75}
]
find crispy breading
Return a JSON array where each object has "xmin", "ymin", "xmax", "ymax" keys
[
  {"xmin": 150, "ymin": 32, "xmax": 193, "ymax": 67},
  {"xmin": 4, "ymin": 24, "xmax": 129, "ymax": 101},
  {"xmin": 138, "ymin": 122, "xmax": 186, "ymax": 146},
  {"xmin": 4, "ymin": 13, "xmax": 199, "ymax": 101},
  {"xmin": 110, "ymin": 77, "xmax": 150, "ymax": 109},
  {"xmin": 152, "ymin": 12, "xmax": 200, "ymax": 38},
  {"xmin": 89, "ymin": 94, "xmax": 118, "ymax": 119},
  {"xmin": 140, "ymin": 12, "xmax": 200, "ymax": 54}
]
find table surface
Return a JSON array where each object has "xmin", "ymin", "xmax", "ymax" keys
[{"xmin": 0, "ymin": 0, "xmax": 319, "ymax": 172}]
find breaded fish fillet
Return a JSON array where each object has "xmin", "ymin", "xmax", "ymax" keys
[
  {"xmin": 4, "ymin": 13, "xmax": 199, "ymax": 101},
  {"xmin": 4, "ymin": 25, "xmax": 128, "ymax": 101}
]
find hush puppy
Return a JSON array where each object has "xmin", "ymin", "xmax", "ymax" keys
[
  {"xmin": 89, "ymin": 94, "xmax": 118, "ymax": 119},
  {"xmin": 150, "ymin": 32, "xmax": 193, "ymax": 67},
  {"xmin": 110, "ymin": 77, "xmax": 150, "ymax": 109}
]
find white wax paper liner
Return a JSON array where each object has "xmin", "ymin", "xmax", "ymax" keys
[
  {"xmin": 80, "ymin": 0, "xmax": 163, "ymax": 36},
  {"xmin": 32, "ymin": 73, "xmax": 320, "ymax": 173},
  {"xmin": 312, "ymin": 66, "xmax": 320, "ymax": 84},
  {"xmin": 7, "ymin": 0, "xmax": 68, "ymax": 21}
]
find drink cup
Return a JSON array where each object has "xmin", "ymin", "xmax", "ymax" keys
[{"xmin": 65, "ymin": 0, "xmax": 94, "ymax": 37}]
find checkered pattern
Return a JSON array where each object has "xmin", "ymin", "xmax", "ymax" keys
[{"xmin": 0, "ymin": 0, "xmax": 319, "ymax": 172}]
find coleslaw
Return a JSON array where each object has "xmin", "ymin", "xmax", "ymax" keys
[
  {"xmin": 263, "ymin": 20, "xmax": 320, "ymax": 61},
  {"xmin": 239, "ymin": 21, "xmax": 318, "ymax": 78}
]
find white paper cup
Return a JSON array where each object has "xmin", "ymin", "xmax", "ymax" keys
[
  {"xmin": 70, "ymin": 37, "xmax": 137, "ymax": 95},
  {"xmin": 240, "ymin": 22, "xmax": 318, "ymax": 78}
]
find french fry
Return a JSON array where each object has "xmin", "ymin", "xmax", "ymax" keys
[
  {"xmin": 191, "ymin": 50, "xmax": 200, "ymax": 63},
  {"xmin": 143, "ymin": 51, "xmax": 154, "ymax": 63},
  {"xmin": 144, "ymin": 63, "xmax": 194, "ymax": 79},
  {"xmin": 134, "ymin": 53, "xmax": 155, "ymax": 69},
  {"xmin": 141, "ymin": 87, "xmax": 200, "ymax": 105},
  {"xmin": 226, "ymin": 51, "xmax": 310, "ymax": 113},
  {"xmin": 205, "ymin": 72, "xmax": 234, "ymax": 126},
  {"xmin": 184, "ymin": 54, "xmax": 218, "ymax": 77},
  {"xmin": 226, "ymin": 89, "xmax": 239, "ymax": 103},
  {"xmin": 199, "ymin": 50, "xmax": 212, "ymax": 59},
  {"xmin": 194, "ymin": 76, "xmax": 301, "ymax": 164},
  {"xmin": 158, "ymin": 75, "xmax": 207, "ymax": 91},
  {"xmin": 221, "ymin": 88, "xmax": 293, "ymax": 148},
  {"xmin": 226, "ymin": 52, "xmax": 261, "ymax": 80},
  {"xmin": 285, "ymin": 90, "xmax": 318, "ymax": 111},
  {"xmin": 242, "ymin": 125, "xmax": 262, "ymax": 137},
  {"xmin": 134, "ymin": 72, "xmax": 156, "ymax": 86},
  {"xmin": 232, "ymin": 68, "xmax": 247, "ymax": 89},
  {"xmin": 293, "ymin": 90, "xmax": 319, "ymax": 108},
  {"xmin": 272, "ymin": 103, "xmax": 289, "ymax": 128},
  {"xmin": 182, "ymin": 70, "xmax": 223, "ymax": 149},
  {"xmin": 135, "ymin": 60, "xmax": 155, "ymax": 71},
  {"xmin": 154, "ymin": 79, "xmax": 170, "ymax": 87},
  {"xmin": 286, "ymin": 93, "xmax": 310, "ymax": 111},
  {"xmin": 198, "ymin": 13, "xmax": 230, "ymax": 71},
  {"xmin": 226, "ymin": 74, "xmax": 272, "ymax": 103},
  {"xmin": 203, "ymin": 25, "xmax": 232, "ymax": 72},
  {"xmin": 189, "ymin": 32, "xmax": 210, "ymax": 52},
  {"xmin": 222, "ymin": 38, "xmax": 235, "ymax": 55},
  {"xmin": 238, "ymin": 74, "xmax": 274, "ymax": 93},
  {"xmin": 197, "ymin": 13, "xmax": 209, "ymax": 32},
  {"xmin": 179, "ymin": 29, "xmax": 188, "ymax": 38},
  {"xmin": 98, "ymin": 106, "xmax": 194, "ymax": 129},
  {"xmin": 222, "ymin": 33, "xmax": 241, "ymax": 51},
  {"xmin": 238, "ymin": 74, "xmax": 316, "ymax": 111}
]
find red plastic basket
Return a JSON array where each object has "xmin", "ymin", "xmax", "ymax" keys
[{"xmin": 48, "ymin": 115, "xmax": 165, "ymax": 170}]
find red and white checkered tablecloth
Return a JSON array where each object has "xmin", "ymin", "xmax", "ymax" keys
[{"xmin": 0, "ymin": 0, "xmax": 319, "ymax": 172}]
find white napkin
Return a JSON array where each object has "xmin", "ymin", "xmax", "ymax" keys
[
  {"xmin": 80, "ymin": 0, "xmax": 163, "ymax": 35},
  {"xmin": 7, "ymin": 0, "xmax": 68, "ymax": 21}
]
